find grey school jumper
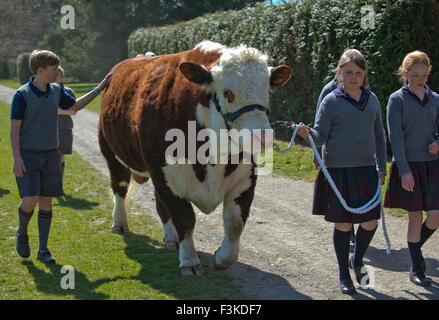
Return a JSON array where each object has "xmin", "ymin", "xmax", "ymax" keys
[
  {"xmin": 386, "ymin": 85, "xmax": 439, "ymax": 176},
  {"xmin": 309, "ymin": 90, "xmax": 387, "ymax": 174}
]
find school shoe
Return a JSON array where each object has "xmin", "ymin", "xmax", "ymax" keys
[
  {"xmin": 339, "ymin": 278, "xmax": 357, "ymax": 295},
  {"xmin": 349, "ymin": 256, "xmax": 369, "ymax": 285},
  {"xmin": 409, "ymin": 270, "xmax": 431, "ymax": 287},
  {"xmin": 37, "ymin": 249, "xmax": 56, "ymax": 264},
  {"xmin": 16, "ymin": 233, "xmax": 30, "ymax": 258}
]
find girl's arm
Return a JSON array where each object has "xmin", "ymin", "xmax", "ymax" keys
[
  {"xmin": 387, "ymin": 95, "xmax": 410, "ymax": 176},
  {"xmin": 58, "ymin": 108, "xmax": 76, "ymax": 116},
  {"xmin": 374, "ymin": 102, "xmax": 387, "ymax": 175}
]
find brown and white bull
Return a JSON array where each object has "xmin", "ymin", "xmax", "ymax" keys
[{"xmin": 99, "ymin": 41, "xmax": 292, "ymax": 275}]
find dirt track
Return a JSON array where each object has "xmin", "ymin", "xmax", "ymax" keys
[{"xmin": 1, "ymin": 84, "xmax": 439, "ymax": 300}]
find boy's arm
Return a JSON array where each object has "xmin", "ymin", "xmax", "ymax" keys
[
  {"xmin": 10, "ymin": 119, "xmax": 25, "ymax": 177},
  {"xmin": 69, "ymin": 73, "xmax": 111, "ymax": 112}
]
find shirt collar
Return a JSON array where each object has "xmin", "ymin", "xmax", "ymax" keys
[
  {"xmin": 333, "ymin": 83, "xmax": 371, "ymax": 111},
  {"xmin": 401, "ymin": 82, "xmax": 432, "ymax": 107},
  {"xmin": 28, "ymin": 76, "xmax": 52, "ymax": 97}
]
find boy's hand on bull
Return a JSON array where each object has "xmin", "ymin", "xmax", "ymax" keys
[{"xmin": 96, "ymin": 73, "xmax": 113, "ymax": 92}]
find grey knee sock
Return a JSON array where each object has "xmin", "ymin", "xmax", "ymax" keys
[
  {"xmin": 18, "ymin": 206, "xmax": 34, "ymax": 236},
  {"xmin": 38, "ymin": 209, "xmax": 53, "ymax": 252}
]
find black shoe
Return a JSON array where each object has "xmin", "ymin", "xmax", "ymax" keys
[
  {"xmin": 339, "ymin": 278, "xmax": 357, "ymax": 295},
  {"xmin": 16, "ymin": 233, "xmax": 30, "ymax": 258},
  {"xmin": 37, "ymin": 249, "xmax": 56, "ymax": 264},
  {"xmin": 409, "ymin": 270, "xmax": 431, "ymax": 287},
  {"xmin": 349, "ymin": 256, "xmax": 369, "ymax": 285}
]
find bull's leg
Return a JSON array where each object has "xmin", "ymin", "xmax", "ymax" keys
[
  {"xmin": 155, "ymin": 190, "xmax": 180, "ymax": 251},
  {"xmin": 215, "ymin": 169, "xmax": 256, "ymax": 269},
  {"xmin": 154, "ymin": 187, "xmax": 203, "ymax": 276},
  {"xmin": 98, "ymin": 128, "xmax": 131, "ymax": 234}
]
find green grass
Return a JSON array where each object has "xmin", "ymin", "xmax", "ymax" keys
[
  {"xmin": 0, "ymin": 100, "xmax": 248, "ymax": 300},
  {"xmin": 0, "ymin": 79, "xmax": 21, "ymax": 90}
]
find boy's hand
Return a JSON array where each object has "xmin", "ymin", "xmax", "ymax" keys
[
  {"xmin": 13, "ymin": 156, "xmax": 26, "ymax": 177},
  {"xmin": 96, "ymin": 73, "xmax": 113, "ymax": 92}
]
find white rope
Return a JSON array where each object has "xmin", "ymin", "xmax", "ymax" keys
[{"xmin": 274, "ymin": 124, "xmax": 391, "ymax": 254}]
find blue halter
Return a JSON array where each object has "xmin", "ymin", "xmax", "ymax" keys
[{"xmin": 213, "ymin": 93, "xmax": 270, "ymax": 130}]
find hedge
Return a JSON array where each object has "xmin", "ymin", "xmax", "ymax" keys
[
  {"xmin": 17, "ymin": 53, "xmax": 32, "ymax": 85},
  {"xmin": 128, "ymin": 0, "xmax": 438, "ymax": 126},
  {"xmin": 6, "ymin": 59, "xmax": 17, "ymax": 80}
]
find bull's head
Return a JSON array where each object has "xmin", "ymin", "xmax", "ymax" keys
[{"xmin": 180, "ymin": 43, "xmax": 292, "ymax": 155}]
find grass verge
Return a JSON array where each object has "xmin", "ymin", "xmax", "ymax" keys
[{"xmin": 0, "ymin": 100, "xmax": 248, "ymax": 300}]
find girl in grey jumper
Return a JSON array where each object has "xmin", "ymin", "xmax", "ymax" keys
[
  {"xmin": 384, "ymin": 51, "xmax": 439, "ymax": 287},
  {"xmin": 55, "ymin": 66, "xmax": 76, "ymax": 181},
  {"xmin": 297, "ymin": 49, "xmax": 386, "ymax": 295}
]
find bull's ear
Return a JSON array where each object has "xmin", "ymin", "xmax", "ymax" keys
[
  {"xmin": 270, "ymin": 65, "xmax": 293, "ymax": 87},
  {"xmin": 179, "ymin": 62, "xmax": 213, "ymax": 85}
]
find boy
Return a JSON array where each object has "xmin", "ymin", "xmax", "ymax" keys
[{"xmin": 10, "ymin": 50, "xmax": 110, "ymax": 264}]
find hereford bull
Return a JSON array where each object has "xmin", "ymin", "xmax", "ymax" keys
[{"xmin": 99, "ymin": 40, "xmax": 292, "ymax": 276}]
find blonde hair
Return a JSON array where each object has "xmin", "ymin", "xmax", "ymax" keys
[
  {"xmin": 336, "ymin": 48, "xmax": 369, "ymax": 88},
  {"xmin": 398, "ymin": 50, "xmax": 432, "ymax": 82},
  {"xmin": 29, "ymin": 50, "xmax": 60, "ymax": 75}
]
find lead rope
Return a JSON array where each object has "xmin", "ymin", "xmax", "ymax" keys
[{"xmin": 274, "ymin": 124, "xmax": 391, "ymax": 254}]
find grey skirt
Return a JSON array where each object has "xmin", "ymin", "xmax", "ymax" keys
[{"xmin": 59, "ymin": 129, "xmax": 73, "ymax": 155}]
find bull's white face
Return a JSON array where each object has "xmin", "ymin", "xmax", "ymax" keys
[
  {"xmin": 210, "ymin": 49, "xmax": 271, "ymax": 154},
  {"xmin": 180, "ymin": 41, "xmax": 292, "ymax": 155}
]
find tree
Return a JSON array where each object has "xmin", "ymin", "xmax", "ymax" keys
[
  {"xmin": 0, "ymin": 0, "xmax": 52, "ymax": 60},
  {"xmin": 38, "ymin": 0, "xmax": 265, "ymax": 81}
]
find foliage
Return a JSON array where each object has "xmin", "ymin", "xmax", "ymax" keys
[
  {"xmin": 37, "ymin": 0, "xmax": 264, "ymax": 82},
  {"xmin": 17, "ymin": 53, "xmax": 32, "ymax": 85},
  {"xmin": 6, "ymin": 59, "xmax": 17, "ymax": 80},
  {"xmin": 128, "ymin": 0, "xmax": 439, "ymax": 125}
]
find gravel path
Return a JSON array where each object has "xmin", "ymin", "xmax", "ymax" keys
[{"xmin": 2, "ymin": 84, "xmax": 439, "ymax": 300}]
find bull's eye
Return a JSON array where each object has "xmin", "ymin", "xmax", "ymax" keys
[{"xmin": 223, "ymin": 89, "xmax": 235, "ymax": 103}]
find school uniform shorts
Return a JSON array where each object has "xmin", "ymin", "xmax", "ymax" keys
[{"xmin": 15, "ymin": 149, "xmax": 64, "ymax": 198}]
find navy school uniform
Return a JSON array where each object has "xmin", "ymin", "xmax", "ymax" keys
[
  {"xmin": 10, "ymin": 76, "xmax": 76, "ymax": 198},
  {"xmin": 310, "ymin": 84, "xmax": 387, "ymax": 223},
  {"xmin": 384, "ymin": 83, "xmax": 439, "ymax": 212}
]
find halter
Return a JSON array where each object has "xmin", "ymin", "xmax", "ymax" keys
[{"xmin": 213, "ymin": 93, "xmax": 270, "ymax": 130}]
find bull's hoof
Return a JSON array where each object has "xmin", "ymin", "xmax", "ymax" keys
[
  {"xmin": 112, "ymin": 224, "xmax": 129, "ymax": 234},
  {"xmin": 164, "ymin": 240, "xmax": 179, "ymax": 251},
  {"xmin": 213, "ymin": 249, "xmax": 232, "ymax": 271},
  {"xmin": 180, "ymin": 265, "xmax": 204, "ymax": 276}
]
